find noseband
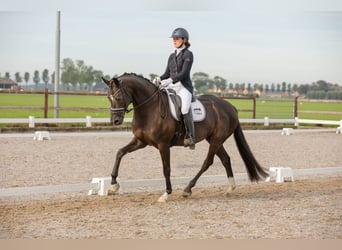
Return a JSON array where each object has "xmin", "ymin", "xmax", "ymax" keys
[
  {"xmin": 109, "ymin": 79, "xmax": 159, "ymax": 115},
  {"xmin": 108, "ymin": 79, "xmax": 131, "ymax": 114}
]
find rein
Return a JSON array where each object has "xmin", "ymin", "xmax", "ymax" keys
[{"xmin": 110, "ymin": 79, "xmax": 161, "ymax": 114}]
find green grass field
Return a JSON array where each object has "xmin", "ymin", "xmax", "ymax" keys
[
  {"xmin": 0, "ymin": 93, "xmax": 114, "ymax": 119},
  {"xmin": 0, "ymin": 93, "xmax": 341, "ymax": 121},
  {"xmin": 228, "ymin": 98, "xmax": 342, "ymax": 120}
]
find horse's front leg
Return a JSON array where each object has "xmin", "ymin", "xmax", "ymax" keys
[
  {"xmin": 157, "ymin": 144, "xmax": 172, "ymax": 202},
  {"xmin": 108, "ymin": 136, "xmax": 146, "ymax": 195}
]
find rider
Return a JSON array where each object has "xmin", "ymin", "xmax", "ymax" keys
[{"xmin": 153, "ymin": 27, "xmax": 196, "ymax": 149}]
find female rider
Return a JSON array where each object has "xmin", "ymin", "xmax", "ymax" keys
[{"xmin": 154, "ymin": 27, "xmax": 195, "ymax": 149}]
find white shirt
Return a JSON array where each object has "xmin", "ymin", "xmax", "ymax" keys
[{"xmin": 175, "ymin": 45, "xmax": 186, "ymax": 56}]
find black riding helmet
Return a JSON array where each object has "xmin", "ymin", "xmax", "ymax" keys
[{"xmin": 170, "ymin": 27, "xmax": 189, "ymax": 39}]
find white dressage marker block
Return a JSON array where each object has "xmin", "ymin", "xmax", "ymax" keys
[
  {"xmin": 88, "ymin": 177, "xmax": 111, "ymax": 196},
  {"xmin": 266, "ymin": 167, "xmax": 294, "ymax": 183},
  {"xmin": 281, "ymin": 128, "xmax": 294, "ymax": 136},
  {"xmin": 336, "ymin": 126, "xmax": 341, "ymax": 134},
  {"xmin": 33, "ymin": 131, "xmax": 51, "ymax": 141}
]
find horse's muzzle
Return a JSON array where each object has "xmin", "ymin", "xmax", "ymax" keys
[
  {"xmin": 113, "ymin": 119, "xmax": 122, "ymax": 125},
  {"xmin": 111, "ymin": 115, "xmax": 124, "ymax": 126}
]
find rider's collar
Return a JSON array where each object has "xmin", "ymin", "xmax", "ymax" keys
[{"xmin": 175, "ymin": 45, "xmax": 186, "ymax": 56}]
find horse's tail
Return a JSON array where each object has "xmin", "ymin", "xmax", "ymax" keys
[{"xmin": 233, "ymin": 123, "xmax": 268, "ymax": 182}]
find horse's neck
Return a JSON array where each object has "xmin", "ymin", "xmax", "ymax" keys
[
  {"xmin": 124, "ymin": 78, "xmax": 156, "ymax": 106},
  {"xmin": 123, "ymin": 78, "xmax": 163, "ymax": 121}
]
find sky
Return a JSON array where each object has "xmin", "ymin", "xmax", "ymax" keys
[{"xmin": 0, "ymin": 0, "xmax": 342, "ymax": 85}]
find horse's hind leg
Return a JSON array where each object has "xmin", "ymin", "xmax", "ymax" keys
[
  {"xmin": 216, "ymin": 145, "xmax": 236, "ymax": 195},
  {"xmin": 183, "ymin": 141, "xmax": 221, "ymax": 197}
]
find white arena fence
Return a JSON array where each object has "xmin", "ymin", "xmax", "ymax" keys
[
  {"xmin": 0, "ymin": 116, "xmax": 341, "ymax": 128},
  {"xmin": 1, "ymin": 167, "xmax": 342, "ymax": 197}
]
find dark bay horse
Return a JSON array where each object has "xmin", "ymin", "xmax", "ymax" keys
[{"xmin": 102, "ymin": 73, "xmax": 268, "ymax": 202}]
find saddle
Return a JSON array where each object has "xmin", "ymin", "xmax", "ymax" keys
[{"xmin": 164, "ymin": 89, "xmax": 206, "ymax": 122}]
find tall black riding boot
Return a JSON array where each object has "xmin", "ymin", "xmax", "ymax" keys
[{"xmin": 183, "ymin": 111, "xmax": 196, "ymax": 150}]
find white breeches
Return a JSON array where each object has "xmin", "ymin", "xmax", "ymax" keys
[{"xmin": 168, "ymin": 81, "xmax": 192, "ymax": 114}]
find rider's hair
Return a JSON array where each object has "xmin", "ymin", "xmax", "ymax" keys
[{"xmin": 184, "ymin": 38, "xmax": 191, "ymax": 48}]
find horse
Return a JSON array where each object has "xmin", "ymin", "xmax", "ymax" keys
[{"xmin": 102, "ymin": 73, "xmax": 268, "ymax": 202}]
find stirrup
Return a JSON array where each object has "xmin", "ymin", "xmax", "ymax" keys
[{"xmin": 184, "ymin": 138, "xmax": 195, "ymax": 150}]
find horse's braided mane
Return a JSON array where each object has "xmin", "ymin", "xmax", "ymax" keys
[{"xmin": 119, "ymin": 72, "xmax": 155, "ymax": 87}]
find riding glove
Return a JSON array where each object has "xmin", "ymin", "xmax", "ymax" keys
[
  {"xmin": 160, "ymin": 78, "xmax": 173, "ymax": 88},
  {"xmin": 152, "ymin": 76, "xmax": 161, "ymax": 85}
]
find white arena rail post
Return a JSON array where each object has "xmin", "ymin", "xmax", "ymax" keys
[
  {"xmin": 264, "ymin": 117, "xmax": 269, "ymax": 126},
  {"xmin": 337, "ymin": 120, "xmax": 342, "ymax": 134},
  {"xmin": 29, "ymin": 116, "xmax": 35, "ymax": 128},
  {"xmin": 86, "ymin": 116, "xmax": 92, "ymax": 127},
  {"xmin": 294, "ymin": 117, "xmax": 299, "ymax": 127}
]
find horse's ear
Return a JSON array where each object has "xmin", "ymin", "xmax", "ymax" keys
[
  {"xmin": 112, "ymin": 78, "xmax": 120, "ymax": 87},
  {"xmin": 102, "ymin": 77, "xmax": 110, "ymax": 86}
]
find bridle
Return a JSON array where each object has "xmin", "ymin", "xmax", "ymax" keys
[{"xmin": 108, "ymin": 79, "xmax": 160, "ymax": 115}]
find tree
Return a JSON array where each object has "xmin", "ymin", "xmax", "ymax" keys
[
  {"xmin": 247, "ymin": 83, "xmax": 252, "ymax": 93},
  {"xmin": 42, "ymin": 69, "xmax": 50, "ymax": 86},
  {"xmin": 265, "ymin": 84, "xmax": 269, "ymax": 93},
  {"xmin": 5, "ymin": 72, "xmax": 10, "ymax": 79},
  {"xmin": 76, "ymin": 60, "xmax": 94, "ymax": 90},
  {"xmin": 24, "ymin": 72, "xmax": 30, "ymax": 88},
  {"xmin": 298, "ymin": 84, "xmax": 309, "ymax": 95},
  {"xmin": 61, "ymin": 58, "xmax": 104, "ymax": 91},
  {"xmin": 15, "ymin": 72, "xmax": 22, "ymax": 85},
  {"xmin": 51, "ymin": 72, "xmax": 55, "ymax": 85},
  {"xmin": 316, "ymin": 80, "xmax": 329, "ymax": 92},
  {"xmin": 235, "ymin": 83, "xmax": 241, "ymax": 92},
  {"xmin": 93, "ymin": 70, "xmax": 104, "ymax": 84},
  {"xmin": 33, "ymin": 70, "xmax": 40, "ymax": 88},
  {"xmin": 241, "ymin": 83, "xmax": 246, "ymax": 91},
  {"xmin": 61, "ymin": 58, "xmax": 77, "ymax": 90},
  {"xmin": 212, "ymin": 76, "xmax": 227, "ymax": 92},
  {"xmin": 207, "ymin": 79, "xmax": 215, "ymax": 90},
  {"xmin": 192, "ymin": 72, "xmax": 209, "ymax": 92},
  {"xmin": 292, "ymin": 83, "xmax": 298, "ymax": 93},
  {"xmin": 281, "ymin": 82, "xmax": 287, "ymax": 93},
  {"xmin": 271, "ymin": 83, "xmax": 275, "ymax": 93},
  {"xmin": 253, "ymin": 83, "xmax": 259, "ymax": 91},
  {"xmin": 228, "ymin": 82, "xmax": 234, "ymax": 90}
]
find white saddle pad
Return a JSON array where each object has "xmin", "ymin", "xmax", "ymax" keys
[{"xmin": 165, "ymin": 89, "xmax": 206, "ymax": 122}]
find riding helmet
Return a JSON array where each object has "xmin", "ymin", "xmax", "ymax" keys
[{"xmin": 170, "ymin": 27, "xmax": 189, "ymax": 39}]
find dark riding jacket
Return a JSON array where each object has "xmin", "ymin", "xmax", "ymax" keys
[{"xmin": 160, "ymin": 48, "xmax": 194, "ymax": 94}]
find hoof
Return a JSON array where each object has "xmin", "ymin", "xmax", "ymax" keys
[
  {"xmin": 107, "ymin": 184, "xmax": 120, "ymax": 195},
  {"xmin": 225, "ymin": 185, "xmax": 236, "ymax": 196},
  {"xmin": 158, "ymin": 192, "xmax": 168, "ymax": 202},
  {"xmin": 225, "ymin": 177, "xmax": 236, "ymax": 196},
  {"xmin": 182, "ymin": 190, "xmax": 192, "ymax": 198},
  {"xmin": 224, "ymin": 188, "xmax": 233, "ymax": 196}
]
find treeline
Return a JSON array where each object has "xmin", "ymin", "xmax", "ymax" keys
[
  {"xmin": 1, "ymin": 58, "xmax": 108, "ymax": 91},
  {"xmin": 60, "ymin": 58, "xmax": 106, "ymax": 91},
  {"xmin": 1, "ymin": 70, "xmax": 51, "ymax": 88},
  {"xmin": 2, "ymin": 58, "xmax": 342, "ymax": 99},
  {"xmin": 191, "ymin": 72, "xmax": 342, "ymax": 100}
]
